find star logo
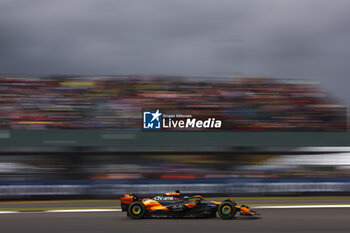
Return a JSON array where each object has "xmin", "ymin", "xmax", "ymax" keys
[
  {"xmin": 143, "ymin": 109, "xmax": 162, "ymax": 129},
  {"xmin": 150, "ymin": 109, "xmax": 162, "ymax": 122}
]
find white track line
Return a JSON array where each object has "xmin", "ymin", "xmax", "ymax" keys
[
  {"xmin": 0, "ymin": 211, "xmax": 19, "ymax": 214},
  {"xmin": 0, "ymin": 209, "xmax": 121, "ymax": 214},
  {"xmin": 1, "ymin": 205, "xmax": 350, "ymax": 214},
  {"xmin": 47, "ymin": 209, "xmax": 121, "ymax": 213}
]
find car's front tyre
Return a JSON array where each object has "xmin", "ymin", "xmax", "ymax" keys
[{"xmin": 218, "ymin": 201, "xmax": 237, "ymax": 219}]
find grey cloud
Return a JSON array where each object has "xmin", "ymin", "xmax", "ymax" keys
[{"xmin": 0, "ymin": 0, "xmax": 350, "ymax": 105}]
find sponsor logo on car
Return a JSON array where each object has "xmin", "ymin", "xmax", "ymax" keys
[{"xmin": 154, "ymin": 196, "xmax": 175, "ymax": 201}]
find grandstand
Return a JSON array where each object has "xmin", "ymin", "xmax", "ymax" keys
[{"xmin": 0, "ymin": 75, "xmax": 346, "ymax": 131}]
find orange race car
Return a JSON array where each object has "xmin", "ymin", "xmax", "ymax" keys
[{"xmin": 121, "ymin": 190, "xmax": 259, "ymax": 219}]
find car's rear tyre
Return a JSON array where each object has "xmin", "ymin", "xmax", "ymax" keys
[
  {"xmin": 218, "ymin": 201, "xmax": 237, "ymax": 219},
  {"xmin": 128, "ymin": 201, "xmax": 146, "ymax": 219}
]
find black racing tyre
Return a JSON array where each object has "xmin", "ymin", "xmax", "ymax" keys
[
  {"xmin": 218, "ymin": 201, "xmax": 237, "ymax": 219},
  {"xmin": 128, "ymin": 201, "xmax": 146, "ymax": 219}
]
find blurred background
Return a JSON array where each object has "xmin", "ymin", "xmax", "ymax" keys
[
  {"xmin": 0, "ymin": 0, "xmax": 350, "ymax": 200},
  {"xmin": 0, "ymin": 75, "xmax": 348, "ymax": 199}
]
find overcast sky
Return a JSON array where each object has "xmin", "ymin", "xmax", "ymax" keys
[{"xmin": 0, "ymin": 0, "xmax": 349, "ymax": 105}]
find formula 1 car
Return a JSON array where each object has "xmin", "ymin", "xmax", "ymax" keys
[{"xmin": 121, "ymin": 191, "xmax": 259, "ymax": 219}]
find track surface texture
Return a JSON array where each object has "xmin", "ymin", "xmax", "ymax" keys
[{"xmin": 1, "ymin": 208, "xmax": 350, "ymax": 233}]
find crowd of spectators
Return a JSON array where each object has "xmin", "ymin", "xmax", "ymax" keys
[
  {"xmin": 0, "ymin": 75, "xmax": 346, "ymax": 130},
  {"xmin": 1, "ymin": 153, "xmax": 349, "ymax": 181}
]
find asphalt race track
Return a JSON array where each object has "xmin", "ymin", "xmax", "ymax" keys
[
  {"xmin": 1, "ymin": 197, "xmax": 349, "ymax": 233},
  {"xmin": 1, "ymin": 208, "xmax": 350, "ymax": 233}
]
